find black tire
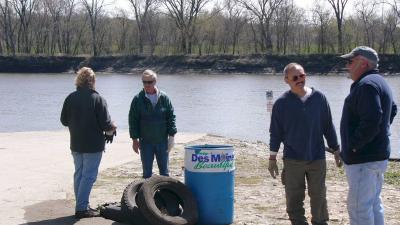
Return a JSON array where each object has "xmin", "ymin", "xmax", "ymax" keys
[
  {"xmin": 137, "ymin": 175, "xmax": 198, "ymax": 225},
  {"xmin": 99, "ymin": 202, "xmax": 125, "ymax": 223},
  {"xmin": 121, "ymin": 180, "xmax": 152, "ymax": 225},
  {"xmin": 155, "ymin": 189, "xmax": 182, "ymax": 216}
]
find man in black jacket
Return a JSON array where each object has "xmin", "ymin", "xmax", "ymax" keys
[
  {"xmin": 340, "ymin": 46, "xmax": 397, "ymax": 225},
  {"xmin": 61, "ymin": 67, "xmax": 116, "ymax": 219}
]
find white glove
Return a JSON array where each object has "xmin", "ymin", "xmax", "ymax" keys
[{"xmin": 167, "ymin": 136, "xmax": 175, "ymax": 153}]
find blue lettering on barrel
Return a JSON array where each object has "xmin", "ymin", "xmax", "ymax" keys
[
  {"xmin": 211, "ymin": 154, "xmax": 221, "ymax": 162},
  {"xmin": 192, "ymin": 154, "xmax": 210, "ymax": 162}
]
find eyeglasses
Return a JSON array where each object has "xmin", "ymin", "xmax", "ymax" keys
[
  {"xmin": 346, "ymin": 58, "xmax": 360, "ymax": 65},
  {"xmin": 286, "ymin": 74, "xmax": 305, "ymax": 82},
  {"xmin": 346, "ymin": 59, "xmax": 354, "ymax": 65},
  {"xmin": 142, "ymin": 80, "xmax": 155, "ymax": 84}
]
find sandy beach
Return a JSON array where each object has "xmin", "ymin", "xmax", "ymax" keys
[{"xmin": 0, "ymin": 130, "xmax": 399, "ymax": 225}]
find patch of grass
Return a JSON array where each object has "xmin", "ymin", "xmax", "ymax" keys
[
  {"xmin": 385, "ymin": 172, "xmax": 400, "ymax": 185},
  {"xmin": 385, "ymin": 161, "xmax": 400, "ymax": 186}
]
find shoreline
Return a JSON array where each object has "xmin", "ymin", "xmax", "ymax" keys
[{"xmin": 1, "ymin": 54, "xmax": 400, "ymax": 74}]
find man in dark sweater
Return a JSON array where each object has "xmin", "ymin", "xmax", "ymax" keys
[
  {"xmin": 268, "ymin": 63, "xmax": 341, "ymax": 225},
  {"xmin": 339, "ymin": 46, "xmax": 397, "ymax": 225},
  {"xmin": 61, "ymin": 67, "xmax": 116, "ymax": 219}
]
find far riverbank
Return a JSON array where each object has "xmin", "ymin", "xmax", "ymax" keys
[{"xmin": 1, "ymin": 54, "xmax": 400, "ymax": 74}]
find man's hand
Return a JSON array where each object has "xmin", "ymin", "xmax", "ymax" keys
[
  {"xmin": 334, "ymin": 150, "xmax": 343, "ymax": 167},
  {"xmin": 105, "ymin": 130, "xmax": 116, "ymax": 144},
  {"xmin": 167, "ymin": 136, "xmax": 175, "ymax": 153},
  {"xmin": 268, "ymin": 159, "xmax": 279, "ymax": 179},
  {"xmin": 132, "ymin": 139, "xmax": 140, "ymax": 154}
]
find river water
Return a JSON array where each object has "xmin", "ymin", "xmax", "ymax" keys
[{"xmin": 0, "ymin": 73, "xmax": 399, "ymax": 158}]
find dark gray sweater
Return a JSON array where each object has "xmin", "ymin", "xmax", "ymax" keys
[
  {"xmin": 269, "ymin": 88, "xmax": 339, "ymax": 160},
  {"xmin": 61, "ymin": 87, "xmax": 113, "ymax": 153}
]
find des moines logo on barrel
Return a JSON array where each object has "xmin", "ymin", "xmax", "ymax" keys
[{"xmin": 188, "ymin": 150, "xmax": 235, "ymax": 172}]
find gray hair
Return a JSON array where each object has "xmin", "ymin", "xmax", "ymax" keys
[
  {"xmin": 142, "ymin": 69, "xmax": 157, "ymax": 80},
  {"xmin": 283, "ymin": 63, "xmax": 303, "ymax": 76},
  {"xmin": 75, "ymin": 67, "xmax": 95, "ymax": 89},
  {"xmin": 360, "ymin": 56, "xmax": 379, "ymax": 70}
]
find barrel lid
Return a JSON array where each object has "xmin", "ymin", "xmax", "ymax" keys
[{"xmin": 185, "ymin": 144, "xmax": 233, "ymax": 150}]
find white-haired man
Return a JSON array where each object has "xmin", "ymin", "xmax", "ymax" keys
[
  {"xmin": 340, "ymin": 46, "xmax": 397, "ymax": 225},
  {"xmin": 129, "ymin": 70, "xmax": 177, "ymax": 178}
]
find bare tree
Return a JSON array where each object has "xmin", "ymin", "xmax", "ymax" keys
[
  {"xmin": 113, "ymin": 9, "xmax": 129, "ymax": 54},
  {"xmin": 312, "ymin": 1, "xmax": 331, "ymax": 53},
  {"xmin": 354, "ymin": 0, "xmax": 380, "ymax": 48},
  {"xmin": 274, "ymin": 0, "xmax": 296, "ymax": 54},
  {"xmin": 43, "ymin": 0, "xmax": 66, "ymax": 55},
  {"xmin": 224, "ymin": 0, "xmax": 246, "ymax": 55},
  {"xmin": 80, "ymin": 0, "xmax": 106, "ymax": 56},
  {"xmin": 162, "ymin": 0, "xmax": 210, "ymax": 54},
  {"xmin": 59, "ymin": 0, "xmax": 76, "ymax": 55},
  {"xmin": 32, "ymin": 1, "xmax": 51, "ymax": 54},
  {"xmin": 0, "ymin": 0, "xmax": 16, "ymax": 55},
  {"xmin": 11, "ymin": 0, "xmax": 37, "ymax": 53},
  {"xmin": 238, "ymin": 0, "xmax": 284, "ymax": 53},
  {"xmin": 326, "ymin": 0, "xmax": 349, "ymax": 53},
  {"xmin": 128, "ymin": 0, "xmax": 158, "ymax": 54}
]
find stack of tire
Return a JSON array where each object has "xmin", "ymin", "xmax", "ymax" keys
[{"xmin": 99, "ymin": 175, "xmax": 198, "ymax": 225}]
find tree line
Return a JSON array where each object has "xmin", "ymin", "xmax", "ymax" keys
[{"xmin": 1, "ymin": 0, "xmax": 400, "ymax": 56}]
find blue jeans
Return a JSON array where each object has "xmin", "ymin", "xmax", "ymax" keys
[
  {"xmin": 72, "ymin": 151, "xmax": 103, "ymax": 211},
  {"xmin": 140, "ymin": 140, "xmax": 169, "ymax": 178},
  {"xmin": 344, "ymin": 160, "xmax": 388, "ymax": 225}
]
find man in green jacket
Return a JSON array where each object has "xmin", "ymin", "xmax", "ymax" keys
[{"xmin": 129, "ymin": 70, "xmax": 177, "ymax": 178}]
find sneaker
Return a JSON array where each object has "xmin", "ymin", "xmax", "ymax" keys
[{"xmin": 75, "ymin": 208, "xmax": 100, "ymax": 219}]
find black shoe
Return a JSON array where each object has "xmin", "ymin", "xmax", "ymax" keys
[{"xmin": 75, "ymin": 208, "xmax": 100, "ymax": 219}]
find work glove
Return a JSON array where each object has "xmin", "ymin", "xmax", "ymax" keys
[
  {"xmin": 167, "ymin": 136, "xmax": 175, "ymax": 153},
  {"xmin": 334, "ymin": 150, "xmax": 343, "ymax": 167},
  {"xmin": 268, "ymin": 159, "xmax": 279, "ymax": 179},
  {"xmin": 105, "ymin": 130, "xmax": 116, "ymax": 144}
]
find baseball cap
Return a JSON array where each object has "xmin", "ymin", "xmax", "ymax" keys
[{"xmin": 340, "ymin": 46, "xmax": 379, "ymax": 63}]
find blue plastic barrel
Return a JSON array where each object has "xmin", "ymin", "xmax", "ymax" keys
[{"xmin": 184, "ymin": 144, "xmax": 235, "ymax": 225}]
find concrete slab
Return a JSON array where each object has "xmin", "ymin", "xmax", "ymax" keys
[{"xmin": 0, "ymin": 130, "xmax": 205, "ymax": 225}]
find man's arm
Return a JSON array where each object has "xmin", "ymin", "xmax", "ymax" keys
[
  {"xmin": 268, "ymin": 101, "xmax": 283, "ymax": 178},
  {"xmin": 95, "ymin": 96, "xmax": 113, "ymax": 131},
  {"xmin": 128, "ymin": 97, "xmax": 140, "ymax": 139},
  {"xmin": 165, "ymin": 96, "xmax": 177, "ymax": 137},
  {"xmin": 60, "ymin": 97, "xmax": 69, "ymax": 126},
  {"xmin": 322, "ymin": 95, "xmax": 339, "ymax": 149},
  {"xmin": 390, "ymin": 101, "xmax": 397, "ymax": 124}
]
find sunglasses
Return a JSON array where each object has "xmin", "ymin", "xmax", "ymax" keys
[
  {"xmin": 142, "ymin": 80, "xmax": 155, "ymax": 84},
  {"xmin": 286, "ymin": 74, "xmax": 305, "ymax": 82}
]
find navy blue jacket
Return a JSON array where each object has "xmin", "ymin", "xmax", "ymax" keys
[
  {"xmin": 340, "ymin": 70, "xmax": 397, "ymax": 164},
  {"xmin": 269, "ymin": 89, "xmax": 339, "ymax": 160},
  {"xmin": 61, "ymin": 87, "xmax": 113, "ymax": 153}
]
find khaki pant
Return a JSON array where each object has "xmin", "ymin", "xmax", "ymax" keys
[{"xmin": 283, "ymin": 159, "xmax": 329, "ymax": 225}]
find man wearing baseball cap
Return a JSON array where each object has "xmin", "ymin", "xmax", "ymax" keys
[{"xmin": 339, "ymin": 46, "xmax": 397, "ymax": 225}]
